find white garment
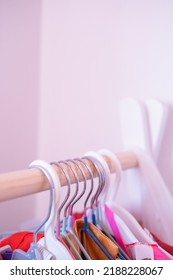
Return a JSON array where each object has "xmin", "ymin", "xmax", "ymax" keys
[{"xmin": 115, "ymin": 149, "xmax": 173, "ymax": 245}]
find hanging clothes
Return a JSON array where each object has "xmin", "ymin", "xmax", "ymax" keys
[
  {"xmin": 62, "ymin": 220, "xmax": 119, "ymax": 260},
  {"xmin": 115, "ymin": 149, "xmax": 173, "ymax": 245}
]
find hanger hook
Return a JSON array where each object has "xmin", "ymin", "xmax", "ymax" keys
[
  {"xmin": 58, "ymin": 160, "xmax": 80, "ymax": 218},
  {"xmin": 82, "ymin": 156, "xmax": 105, "ymax": 209},
  {"xmin": 29, "ymin": 161, "xmax": 56, "ymax": 244},
  {"xmin": 74, "ymin": 158, "xmax": 94, "ymax": 216},
  {"xmin": 51, "ymin": 161, "xmax": 71, "ymax": 219},
  {"xmin": 66, "ymin": 159, "xmax": 87, "ymax": 214}
]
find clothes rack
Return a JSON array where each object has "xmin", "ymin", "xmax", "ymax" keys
[{"xmin": 0, "ymin": 150, "xmax": 138, "ymax": 203}]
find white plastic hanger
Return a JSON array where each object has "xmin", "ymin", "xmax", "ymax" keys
[
  {"xmin": 144, "ymin": 99, "xmax": 169, "ymax": 162},
  {"xmin": 12, "ymin": 161, "xmax": 56, "ymax": 260},
  {"xmin": 98, "ymin": 149, "xmax": 160, "ymax": 243},
  {"xmin": 100, "ymin": 149, "xmax": 173, "ymax": 259},
  {"xmin": 119, "ymin": 98, "xmax": 173, "ymax": 215},
  {"xmin": 30, "ymin": 160, "xmax": 73, "ymax": 260},
  {"xmin": 89, "ymin": 150, "xmax": 173, "ymax": 259},
  {"xmin": 84, "ymin": 151, "xmax": 139, "ymax": 244},
  {"xmin": 119, "ymin": 97, "xmax": 169, "ymax": 161},
  {"xmin": 84, "ymin": 151, "xmax": 156, "ymax": 260},
  {"xmin": 128, "ymin": 149, "xmax": 173, "ymax": 245},
  {"xmin": 106, "ymin": 145, "xmax": 173, "ymax": 247},
  {"xmin": 119, "ymin": 98, "xmax": 152, "ymax": 155}
]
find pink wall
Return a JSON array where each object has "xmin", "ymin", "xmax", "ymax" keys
[
  {"xmin": 37, "ymin": 0, "xmax": 173, "ymax": 222},
  {"xmin": 0, "ymin": 0, "xmax": 42, "ymax": 232},
  {"xmin": 0, "ymin": 0, "xmax": 41, "ymax": 172},
  {"xmin": 38, "ymin": 0, "xmax": 173, "ymax": 161}
]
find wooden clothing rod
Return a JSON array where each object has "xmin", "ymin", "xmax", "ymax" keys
[{"xmin": 0, "ymin": 151, "xmax": 138, "ymax": 202}]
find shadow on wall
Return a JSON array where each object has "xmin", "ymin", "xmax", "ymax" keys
[{"xmin": 0, "ymin": 0, "xmax": 42, "ymax": 232}]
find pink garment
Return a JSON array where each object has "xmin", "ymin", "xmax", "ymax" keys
[
  {"xmin": 71, "ymin": 212, "xmax": 84, "ymax": 227},
  {"xmin": 105, "ymin": 204, "xmax": 169, "ymax": 260},
  {"xmin": 126, "ymin": 243, "xmax": 170, "ymax": 260},
  {"xmin": 104, "ymin": 204, "xmax": 130, "ymax": 257},
  {"xmin": 151, "ymin": 232, "xmax": 173, "ymax": 256},
  {"xmin": 152, "ymin": 245, "xmax": 170, "ymax": 260}
]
